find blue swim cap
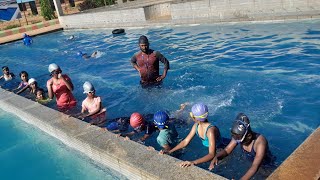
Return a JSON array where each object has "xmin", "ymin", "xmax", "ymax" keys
[
  {"xmin": 190, "ymin": 103, "xmax": 208, "ymax": 121},
  {"xmin": 107, "ymin": 122, "xmax": 118, "ymax": 131},
  {"xmin": 153, "ymin": 111, "xmax": 169, "ymax": 129},
  {"xmin": 77, "ymin": 51, "xmax": 83, "ymax": 57}
]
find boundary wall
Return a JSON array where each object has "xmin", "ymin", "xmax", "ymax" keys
[
  {"xmin": 0, "ymin": 88, "xmax": 226, "ymax": 180},
  {"xmin": 58, "ymin": 0, "xmax": 320, "ymax": 29}
]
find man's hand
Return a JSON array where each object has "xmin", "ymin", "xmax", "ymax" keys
[{"xmin": 156, "ymin": 75, "xmax": 165, "ymax": 82}]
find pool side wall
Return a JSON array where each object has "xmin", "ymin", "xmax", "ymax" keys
[
  {"xmin": 59, "ymin": 0, "xmax": 320, "ymax": 29},
  {"xmin": 0, "ymin": 88, "xmax": 226, "ymax": 180}
]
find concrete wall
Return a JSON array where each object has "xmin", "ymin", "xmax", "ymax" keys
[
  {"xmin": 59, "ymin": 8, "xmax": 147, "ymax": 29},
  {"xmin": 59, "ymin": 0, "xmax": 320, "ymax": 29},
  {"xmin": 144, "ymin": 3, "xmax": 171, "ymax": 20},
  {"xmin": 170, "ymin": 0, "xmax": 320, "ymax": 23},
  {"xmin": 0, "ymin": 88, "xmax": 226, "ymax": 180}
]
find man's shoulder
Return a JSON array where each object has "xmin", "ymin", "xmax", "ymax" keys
[{"xmin": 133, "ymin": 51, "xmax": 142, "ymax": 56}]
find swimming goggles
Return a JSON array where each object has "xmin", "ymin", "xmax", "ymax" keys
[
  {"xmin": 134, "ymin": 124, "xmax": 143, "ymax": 132},
  {"xmin": 189, "ymin": 112, "xmax": 208, "ymax": 119}
]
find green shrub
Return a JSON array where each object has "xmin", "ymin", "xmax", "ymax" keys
[
  {"xmin": 40, "ymin": 0, "xmax": 55, "ymax": 20},
  {"xmin": 78, "ymin": 0, "xmax": 115, "ymax": 11},
  {"xmin": 4, "ymin": 24, "xmax": 21, "ymax": 30}
]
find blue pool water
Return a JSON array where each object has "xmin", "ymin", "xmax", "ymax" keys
[
  {"xmin": 1, "ymin": 20, "xmax": 320, "ymax": 179},
  {"xmin": 0, "ymin": 109, "xmax": 125, "ymax": 179}
]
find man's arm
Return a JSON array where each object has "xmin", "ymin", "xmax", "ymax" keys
[{"xmin": 155, "ymin": 52, "xmax": 169, "ymax": 81}]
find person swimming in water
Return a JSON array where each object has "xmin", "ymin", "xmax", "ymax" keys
[
  {"xmin": 35, "ymin": 88, "xmax": 51, "ymax": 104},
  {"xmin": 119, "ymin": 112, "xmax": 157, "ymax": 144},
  {"xmin": 77, "ymin": 81, "xmax": 107, "ymax": 127},
  {"xmin": 77, "ymin": 51, "xmax": 98, "ymax": 60},
  {"xmin": 0, "ymin": 66, "xmax": 15, "ymax": 81},
  {"xmin": 13, "ymin": 71, "xmax": 29, "ymax": 93},
  {"xmin": 209, "ymin": 113, "xmax": 275, "ymax": 179},
  {"xmin": 153, "ymin": 111, "xmax": 178, "ymax": 152},
  {"xmin": 130, "ymin": 35, "xmax": 170, "ymax": 87},
  {"xmin": 47, "ymin": 63, "xmax": 77, "ymax": 112},
  {"xmin": 161, "ymin": 103, "xmax": 222, "ymax": 168}
]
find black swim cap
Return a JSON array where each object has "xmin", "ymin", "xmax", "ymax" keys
[
  {"xmin": 231, "ymin": 120, "xmax": 248, "ymax": 136},
  {"xmin": 139, "ymin": 35, "xmax": 149, "ymax": 44},
  {"xmin": 236, "ymin": 113, "xmax": 250, "ymax": 124}
]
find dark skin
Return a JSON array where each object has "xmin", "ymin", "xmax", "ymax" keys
[
  {"xmin": 120, "ymin": 123, "xmax": 151, "ymax": 142},
  {"xmin": 209, "ymin": 132, "xmax": 268, "ymax": 180},
  {"xmin": 132, "ymin": 43, "xmax": 168, "ymax": 82}
]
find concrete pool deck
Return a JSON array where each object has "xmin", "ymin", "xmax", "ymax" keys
[{"xmin": 268, "ymin": 126, "xmax": 320, "ymax": 180}]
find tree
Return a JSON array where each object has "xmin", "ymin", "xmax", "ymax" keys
[{"xmin": 40, "ymin": 0, "xmax": 55, "ymax": 20}]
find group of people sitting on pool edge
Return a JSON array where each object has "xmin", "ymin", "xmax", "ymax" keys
[{"xmin": 2, "ymin": 34, "xmax": 275, "ymax": 179}]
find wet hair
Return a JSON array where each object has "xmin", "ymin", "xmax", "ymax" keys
[
  {"xmin": 138, "ymin": 35, "xmax": 149, "ymax": 44},
  {"xmin": 19, "ymin": 71, "xmax": 29, "ymax": 77},
  {"xmin": 36, "ymin": 88, "xmax": 45, "ymax": 95}
]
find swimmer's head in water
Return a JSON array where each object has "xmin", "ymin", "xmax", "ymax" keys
[
  {"xmin": 231, "ymin": 113, "xmax": 251, "ymax": 143},
  {"xmin": 83, "ymin": 81, "xmax": 95, "ymax": 94},
  {"xmin": 190, "ymin": 103, "xmax": 208, "ymax": 121},
  {"xmin": 139, "ymin": 35, "xmax": 149, "ymax": 53},
  {"xmin": 153, "ymin": 111, "xmax": 169, "ymax": 129},
  {"xmin": 23, "ymin": 33, "xmax": 27, "ymax": 38},
  {"xmin": 77, "ymin": 51, "xmax": 83, "ymax": 57},
  {"xmin": 130, "ymin": 112, "xmax": 144, "ymax": 130}
]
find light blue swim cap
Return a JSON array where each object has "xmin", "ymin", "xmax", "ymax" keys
[{"xmin": 191, "ymin": 103, "xmax": 208, "ymax": 121}]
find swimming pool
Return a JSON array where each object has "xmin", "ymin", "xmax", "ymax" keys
[
  {"xmin": 0, "ymin": 19, "xmax": 319, "ymax": 179},
  {"xmin": 0, "ymin": 108, "xmax": 125, "ymax": 179}
]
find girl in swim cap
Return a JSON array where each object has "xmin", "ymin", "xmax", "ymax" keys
[
  {"xmin": 209, "ymin": 113, "xmax": 275, "ymax": 179},
  {"xmin": 118, "ymin": 113, "xmax": 157, "ymax": 144},
  {"xmin": 77, "ymin": 81, "xmax": 107, "ymax": 127},
  {"xmin": 162, "ymin": 103, "xmax": 222, "ymax": 168}
]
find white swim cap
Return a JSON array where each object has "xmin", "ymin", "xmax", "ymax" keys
[
  {"xmin": 83, "ymin": 81, "xmax": 95, "ymax": 94},
  {"xmin": 28, "ymin": 78, "xmax": 36, "ymax": 84},
  {"xmin": 48, "ymin": 63, "xmax": 60, "ymax": 73}
]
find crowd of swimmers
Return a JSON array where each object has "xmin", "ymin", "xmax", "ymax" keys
[{"xmin": 0, "ymin": 35, "xmax": 276, "ymax": 179}]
